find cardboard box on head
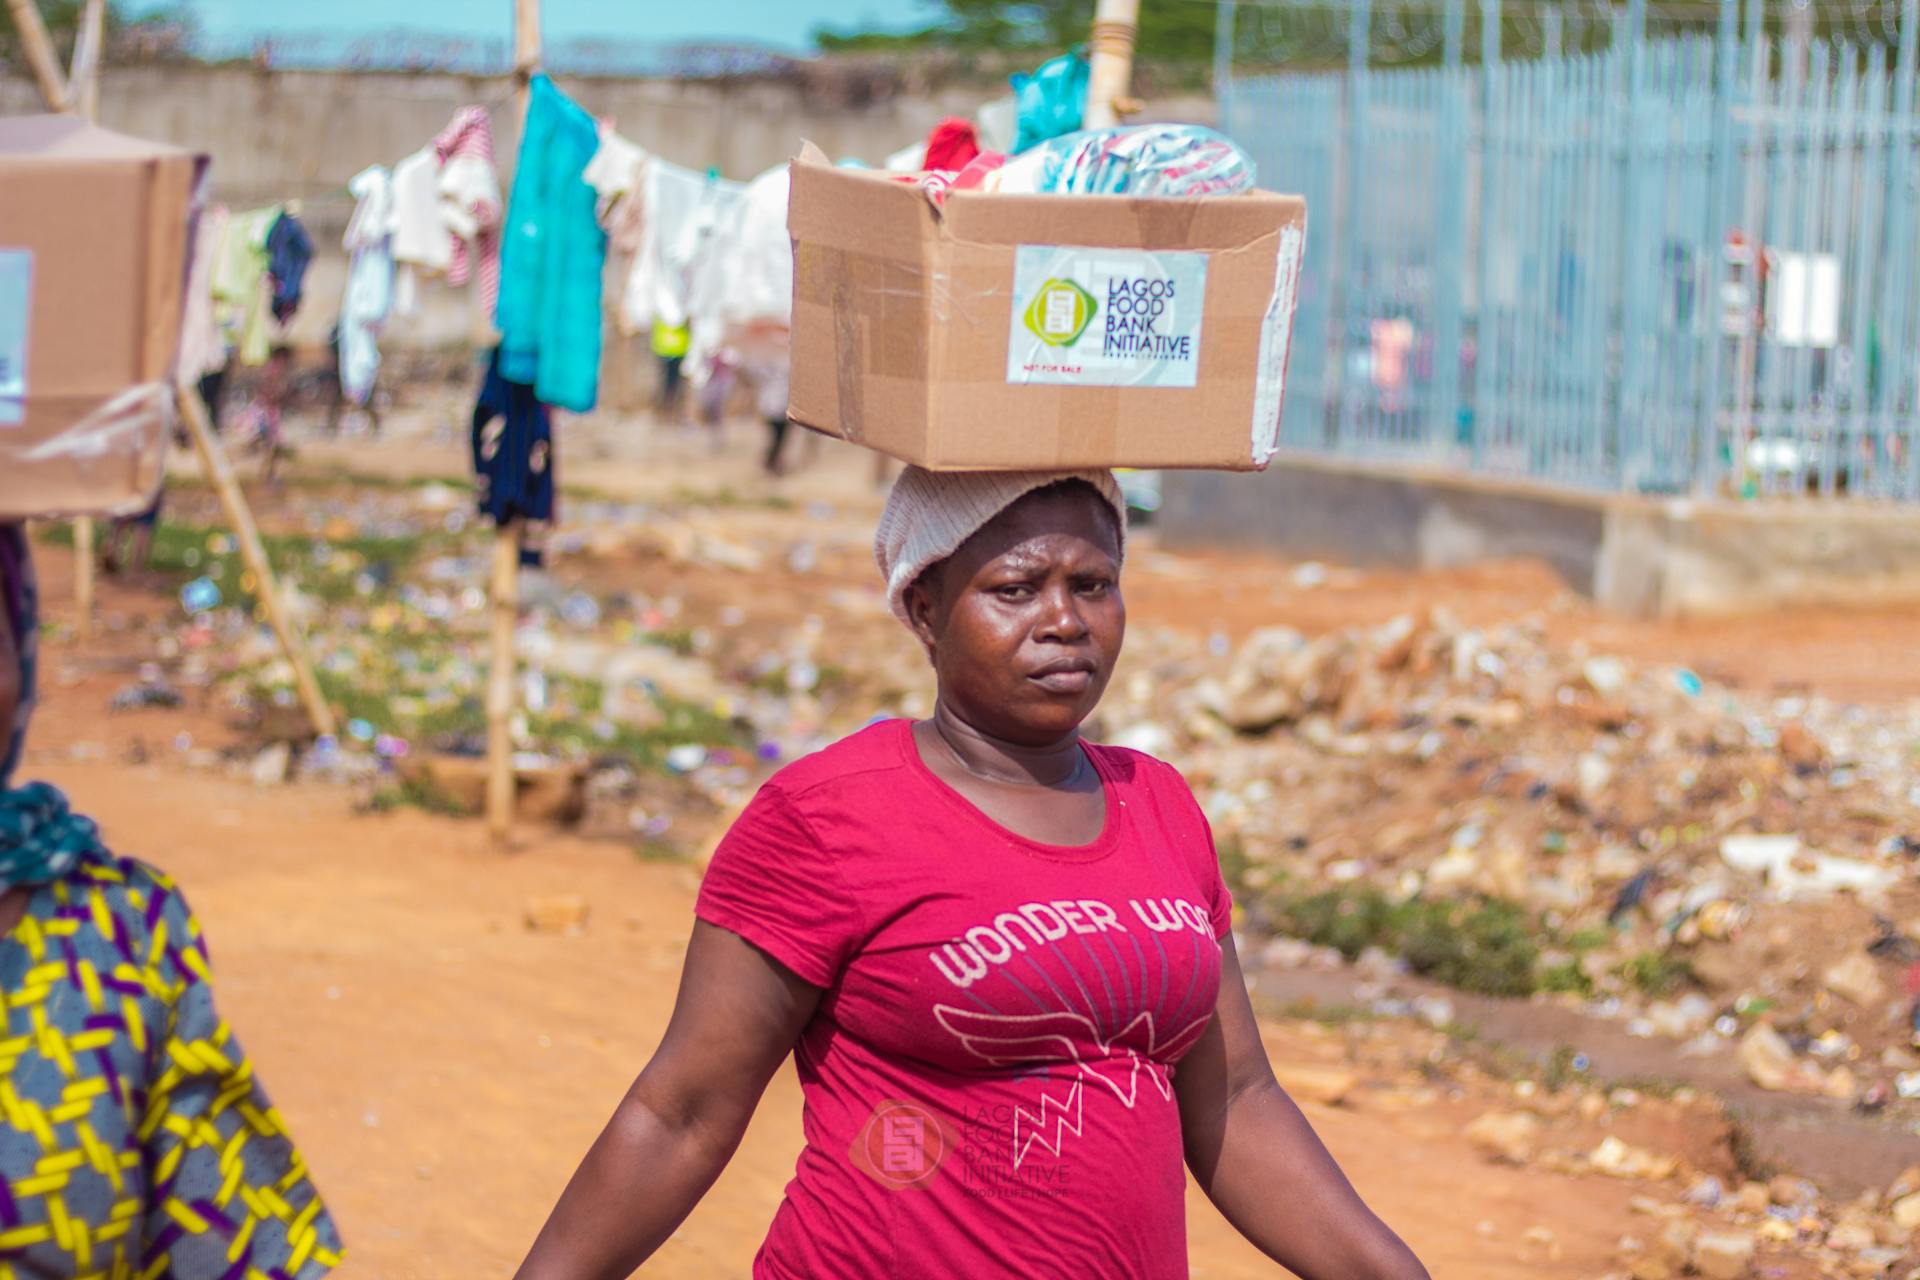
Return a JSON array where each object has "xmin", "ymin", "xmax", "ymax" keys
[
  {"xmin": 785, "ymin": 141, "xmax": 1306, "ymax": 472},
  {"xmin": 0, "ymin": 115, "xmax": 203, "ymax": 519}
]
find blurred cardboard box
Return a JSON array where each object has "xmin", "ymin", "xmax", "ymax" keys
[
  {"xmin": 0, "ymin": 115, "xmax": 200, "ymax": 519},
  {"xmin": 786, "ymin": 142, "xmax": 1306, "ymax": 472}
]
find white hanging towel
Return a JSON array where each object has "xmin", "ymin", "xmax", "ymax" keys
[
  {"xmin": 685, "ymin": 164, "xmax": 792, "ymax": 378},
  {"xmin": 389, "ymin": 146, "xmax": 450, "ymax": 270},
  {"xmin": 619, "ymin": 160, "xmax": 745, "ymax": 335}
]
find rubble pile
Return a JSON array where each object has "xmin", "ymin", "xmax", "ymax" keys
[{"xmin": 1096, "ymin": 611, "xmax": 1920, "ymax": 1099}]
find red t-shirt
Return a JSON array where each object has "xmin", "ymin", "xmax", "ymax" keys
[{"xmin": 696, "ymin": 718, "xmax": 1233, "ymax": 1279}]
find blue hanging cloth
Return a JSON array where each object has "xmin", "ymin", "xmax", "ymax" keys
[
  {"xmin": 495, "ymin": 73, "xmax": 606, "ymax": 414},
  {"xmin": 471, "ymin": 346, "xmax": 556, "ymax": 567},
  {"xmin": 1011, "ymin": 49, "xmax": 1089, "ymax": 153}
]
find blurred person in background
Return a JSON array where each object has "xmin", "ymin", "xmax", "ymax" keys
[
  {"xmin": 694, "ymin": 348, "xmax": 739, "ymax": 454},
  {"xmin": 755, "ymin": 361, "xmax": 792, "ymax": 477},
  {"xmin": 652, "ymin": 319, "xmax": 691, "ymax": 425},
  {"xmin": 0, "ymin": 524, "xmax": 343, "ymax": 1280}
]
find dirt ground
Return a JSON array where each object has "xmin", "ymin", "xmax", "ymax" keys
[{"xmin": 17, "ymin": 409, "xmax": 1908, "ymax": 1277}]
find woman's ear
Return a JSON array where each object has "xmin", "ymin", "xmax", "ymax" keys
[{"xmin": 903, "ymin": 579, "xmax": 941, "ymax": 661}]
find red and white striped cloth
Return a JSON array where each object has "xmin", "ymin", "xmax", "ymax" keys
[{"xmin": 433, "ymin": 106, "xmax": 502, "ymax": 314}]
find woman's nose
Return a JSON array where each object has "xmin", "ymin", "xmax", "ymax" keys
[{"xmin": 1034, "ymin": 584, "xmax": 1089, "ymax": 641}]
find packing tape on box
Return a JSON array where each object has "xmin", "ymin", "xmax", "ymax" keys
[
  {"xmin": 0, "ymin": 381, "xmax": 170, "ymax": 520},
  {"xmin": 1249, "ymin": 221, "xmax": 1305, "ymax": 466}
]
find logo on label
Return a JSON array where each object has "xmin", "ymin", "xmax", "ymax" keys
[
  {"xmin": 850, "ymin": 1099, "xmax": 952, "ymax": 1189},
  {"xmin": 1022, "ymin": 278, "xmax": 1098, "ymax": 348}
]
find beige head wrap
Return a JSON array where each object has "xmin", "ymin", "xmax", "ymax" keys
[{"xmin": 874, "ymin": 466, "xmax": 1128, "ymax": 626}]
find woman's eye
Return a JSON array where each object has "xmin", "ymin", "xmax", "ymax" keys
[
  {"xmin": 1076, "ymin": 578, "xmax": 1113, "ymax": 596},
  {"xmin": 993, "ymin": 584, "xmax": 1034, "ymax": 600}
]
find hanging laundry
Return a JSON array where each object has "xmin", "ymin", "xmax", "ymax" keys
[
  {"xmin": 496, "ymin": 74, "xmax": 606, "ymax": 413},
  {"xmin": 618, "ymin": 160, "xmax": 745, "ymax": 336},
  {"xmin": 923, "ymin": 117, "xmax": 981, "ymax": 172},
  {"xmin": 584, "ymin": 128, "xmax": 648, "ymax": 239},
  {"xmin": 684, "ymin": 164, "xmax": 792, "ymax": 379},
  {"xmin": 212, "ymin": 205, "xmax": 280, "ymax": 367},
  {"xmin": 585, "ymin": 129, "xmax": 652, "ymax": 333},
  {"xmin": 338, "ymin": 165, "xmax": 396, "ymax": 406},
  {"xmin": 176, "ymin": 201, "xmax": 229, "ymax": 385},
  {"xmin": 433, "ymin": 106, "xmax": 503, "ymax": 315},
  {"xmin": 986, "ymin": 125, "xmax": 1256, "ymax": 197},
  {"xmin": 1012, "ymin": 50, "xmax": 1089, "ymax": 153},
  {"xmin": 265, "ymin": 209, "xmax": 313, "ymax": 324},
  {"xmin": 388, "ymin": 145, "xmax": 448, "ymax": 316},
  {"xmin": 471, "ymin": 347, "xmax": 554, "ymax": 568}
]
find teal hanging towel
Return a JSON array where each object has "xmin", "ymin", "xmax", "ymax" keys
[{"xmin": 496, "ymin": 73, "xmax": 607, "ymax": 413}]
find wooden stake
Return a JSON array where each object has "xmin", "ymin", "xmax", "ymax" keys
[
  {"xmin": 4, "ymin": 0, "xmax": 69, "ymax": 111},
  {"xmin": 64, "ymin": 0, "xmax": 106, "ymax": 642},
  {"xmin": 68, "ymin": 0, "xmax": 103, "ymax": 122},
  {"xmin": 176, "ymin": 382, "xmax": 337, "ymax": 740},
  {"xmin": 1084, "ymin": 0, "xmax": 1143, "ymax": 130},
  {"xmin": 485, "ymin": 519, "xmax": 519, "ymax": 846},
  {"xmin": 71, "ymin": 518, "xmax": 93, "ymax": 639},
  {"xmin": 514, "ymin": 0, "xmax": 542, "ymax": 120},
  {"xmin": 488, "ymin": 0, "xmax": 540, "ymax": 848}
]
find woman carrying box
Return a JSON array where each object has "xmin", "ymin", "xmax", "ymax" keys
[
  {"xmin": 515, "ymin": 468, "xmax": 1429, "ymax": 1280},
  {"xmin": 0, "ymin": 524, "xmax": 343, "ymax": 1280}
]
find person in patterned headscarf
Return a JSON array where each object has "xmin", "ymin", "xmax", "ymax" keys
[{"xmin": 0, "ymin": 523, "xmax": 343, "ymax": 1279}]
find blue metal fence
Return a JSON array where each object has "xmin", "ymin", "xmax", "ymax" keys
[{"xmin": 1220, "ymin": 0, "xmax": 1920, "ymax": 499}]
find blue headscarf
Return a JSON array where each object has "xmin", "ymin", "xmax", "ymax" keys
[{"xmin": 0, "ymin": 524, "xmax": 104, "ymax": 887}]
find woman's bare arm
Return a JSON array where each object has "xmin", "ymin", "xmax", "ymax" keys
[
  {"xmin": 514, "ymin": 921, "xmax": 820, "ymax": 1280},
  {"xmin": 1178, "ymin": 934, "xmax": 1430, "ymax": 1280}
]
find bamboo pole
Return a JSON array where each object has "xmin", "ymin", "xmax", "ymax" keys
[
  {"xmin": 68, "ymin": 0, "xmax": 103, "ymax": 122},
  {"xmin": 485, "ymin": 519, "xmax": 519, "ymax": 843},
  {"xmin": 488, "ymin": 0, "xmax": 540, "ymax": 848},
  {"xmin": 1083, "ymin": 0, "xmax": 1142, "ymax": 129},
  {"xmin": 176, "ymin": 381, "xmax": 337, "ymax": 740},
  {"xmin": 4, "ymin": 0, "xmax": 68, "ymax": 111},
  {"xmin": 514, "ymin": 0, "xmax": 541, "ymax": 119},
  {"xmin": 71, "ymin": 518, "xmax": 93, "ymax": 639},
  {"xmin": 66, "ymin": 0, "xmax": 106, "ymax": 641}
]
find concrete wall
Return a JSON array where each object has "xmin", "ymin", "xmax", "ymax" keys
[
  {"xmin": 2, "ymin": 64, "xmax": 1210, "ymax": 360},
  {"xmin": 0, "ymin": 65, "xmax": 981, "ymax": 354},
  {"xmin": 1159, "ymin": 452, "xmax": 1920, "ymax": 617}
]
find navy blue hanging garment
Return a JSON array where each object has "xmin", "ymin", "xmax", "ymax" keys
[
  {"xmin": 471, "ymin": 347, "xmax": 556, "ymax": 567},
  {"xmin": 265, "ymin": 210, "xmax": 314, "ymax": 324}
]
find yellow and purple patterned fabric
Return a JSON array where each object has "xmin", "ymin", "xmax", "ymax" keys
[{"xmin": 0, "ymin": 853, "xmax": 341, "ymax": 1280}]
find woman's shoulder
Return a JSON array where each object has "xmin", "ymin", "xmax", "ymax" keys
[
  {"xmin": 757, "ymin": 717, "xmax": 913, "ymax": 805},
  {"xmin": 39, "ymin": 853, "xmax": 203, "ymax": 950},
  {"xmin": 9, "ymin": 854, "xmax": 212, "ymax": 998},
  {"xmin": 1086, "ymin": 740, "xmax": 1196, "ymax": 796}
]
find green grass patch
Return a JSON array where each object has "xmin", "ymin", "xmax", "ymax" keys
[
  {"xmin": 1538, "ymin": 959, "xmax": 1594, "ymax": 996},
  {"xmin": 531, "ymin": 693, "xmax": 749, "ymax": 770},
  {"xmin": 1615, "ymin": 950, "xmax": 1697, "ymax": 997},
  {"xmin": 278, "ymin": 468, "xmax": 471, "ymax": 493},
  {"xmin": 667, "ymin": 485, "xmax": 794, "ymax": 512},
  {"xmin": 1269, "ymin": 887, "xmax": 1546, "ymax": 998},
  {"xmin": 47, "ymin": 517, "xmax": 442, "ymax": 607},
  {"xmin": 366, "ymin": 774, "xmax": 473, "ymax": 817},
  {"xmin": 631, "ymin": 838, "xmax": 691, "ymax": 864},
  {"xmin": 1216, "ymin": 839, "xmax": 1255, "ymax": 899}
]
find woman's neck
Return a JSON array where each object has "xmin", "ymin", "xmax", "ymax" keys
[{"xmin": 927, "ymin": 700, "xmax": 1083, "ymax": 788}]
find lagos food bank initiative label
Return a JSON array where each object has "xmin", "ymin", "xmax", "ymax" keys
[{"xmin": 1007, "ymin": 245, "xmax": 1207, "ymax": 389}]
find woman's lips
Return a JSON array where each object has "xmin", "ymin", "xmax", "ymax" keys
[{"xmin": 1028, "ymin": 668, "xmax": 1095, "ymax": 694}]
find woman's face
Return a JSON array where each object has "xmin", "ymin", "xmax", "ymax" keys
[{"xmin": 906, "ymin": 484, "xmax": 1125, "ymax": 746}]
